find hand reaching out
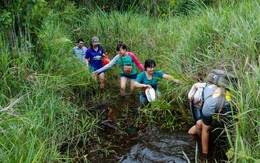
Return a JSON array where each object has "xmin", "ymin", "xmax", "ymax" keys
[
  {"xmin": 173, "ymin": 79, "xmax": 180, "ymax": 84},
  {"xmin": 93, "ymin": 71, "xmax": 99, "ymax": 75}
]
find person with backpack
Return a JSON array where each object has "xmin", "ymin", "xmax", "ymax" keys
[
  {"xmin": 85, "ymin": 36, "xmax": 106, "ymax": 92},
  {"xmin": 93, "ymin": 41, "xmax": 145, "ymax": 97},
  {"xmin": 187, "ymin": 82, "xmax": 206, "ymax": 136},
  {"xmin": 201, "ymin": 83, "xmax": 233, "ymax": 156},
  {"xmin": 188, "ymin": 69, "xmax": 237, "ymax": 157},
  {"xmin": 72, "ymin": 38, "xmax": 87, "ymax": 65},
  {"xmin": 133, "ymin": 59, "xmax": 180, "ymax": 107}
]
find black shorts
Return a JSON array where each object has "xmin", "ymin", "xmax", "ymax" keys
[{"xmin": 202, "ymin": 105, "xmax": 233, "ymax": 126}]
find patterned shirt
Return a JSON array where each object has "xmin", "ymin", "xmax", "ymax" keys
[{"xmin": 72, "ymin": 46, "xmax": 87, "ymax": 64}]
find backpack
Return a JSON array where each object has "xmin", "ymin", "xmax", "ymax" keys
[
  {"xmin": 206, "ymin": 69, "xmax": 237, "ymax": 121},
  {"xmin": 207, "ymin": 69, "xmax": 237, "ymax": 89},
  {"xmin": 188, "ymin": 69, "xmax": 237, "ymax": 121}
]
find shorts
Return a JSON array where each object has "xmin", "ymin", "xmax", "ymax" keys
[
  {"xmin": 89, "ymin": 66, "xmax": 104, "ymax": 76},
  {"xmin": 202, "ymin": 105, "xmax": 232, "ymax": 126},
  {"xmin": 139, "ymin": 89, "xmax": 161, "ymax": 107},
  {"xmin": 120, "ymin": 73, "xmax": 137, "ymax": 80},
  {"xmin": 139, "ymin": 93, "xmax": 149, "ymax": 107},
  {"xmin": 190, "ymin": 101, "xmax": 202, "ymax": 122}
]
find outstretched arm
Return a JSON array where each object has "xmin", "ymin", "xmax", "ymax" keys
[
  {"xmin": 163, "ymin": 73, "xmax": 180, "ymax": 83},
  {"xmin": 133, "ymin": 81, "xmax": 152, "ymax": 88},
  {"xmin": 94, "ymin": 54, "xmax": 119, "ymax": 74},
  {"xmin": 128, "ymin": 52, "xmax": 145, "ymax": 71}
]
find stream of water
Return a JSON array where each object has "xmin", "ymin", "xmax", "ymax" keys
[
  {"xmin": 118, "ymin": 126, "xmax": 196, "ymax": 162},
  {"xmin": 76, "ymin": 89, "xmax": 229, "ymax": 162},
  {"xmin": 90, "ymin": 94, "xmax": 198, "ymax": 163}
]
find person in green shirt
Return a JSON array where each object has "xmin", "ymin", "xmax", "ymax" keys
[
  {"xmin": 134, "ymin": 59, "xmax": 179, "ymax": 106},
  {"xmin": 94, "ymin": 41, "xmax": 144, "ymax": 96}
]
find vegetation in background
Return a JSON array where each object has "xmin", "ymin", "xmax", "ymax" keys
[{"xmin": 0, "ymin": 0, "xmax": 259, "ymax": 162}]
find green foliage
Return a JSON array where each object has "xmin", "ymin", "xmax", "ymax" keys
[
  {"xmin": 170, "ymin": 0, "xmax": 202, "ymax": 15},
  {"xmin": 0, "ymin": 10, "xmax": 12, "ymax": 27},
  {"xmin": 0, "ymin": 0, "xmax": 48, "ymax": 50},
  {"xmin": 0, "ymin": 0, "xmax": 260, "ymax": 162}
]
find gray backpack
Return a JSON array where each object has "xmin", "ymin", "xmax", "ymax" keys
[
  {"xmin": 207, "ymin": 69, "xmax": 237, "ymax": 89},
  {"xmin": 206, "ymin": 69, "xmax": 237, "ymax": 116}
]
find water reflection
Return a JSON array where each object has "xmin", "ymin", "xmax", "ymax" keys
[
  {"xmin": 119, "ymin": 125, "xmax": 196, "ymax": 163},
  {"xmin": 90, "ymin": 94, "xmax": 197, "ymax": 162}
]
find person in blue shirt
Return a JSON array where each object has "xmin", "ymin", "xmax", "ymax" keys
[
  {"xmin": 134, "ymin": 59, "xmax": 179, "ymax": 106},
  {"xmin": 85, "ymin": 36, "xmax": 106, "ymax": 91},
  {"xmin": 72, "ymin": 38, "xmax": 87, "ymax": 65}
]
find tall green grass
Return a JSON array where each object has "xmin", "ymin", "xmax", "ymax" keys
[
  {"xmin": 0, "ymin": 8, "xmax": 101, "ymax": 162},
  {"xmin": 0, "ymin": 0, "xmax": 259, "ymax": 162}
]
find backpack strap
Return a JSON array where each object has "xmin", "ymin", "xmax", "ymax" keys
[{"xmin": 217, "ymin": 87, "xmax": 226, "ymax": 122}]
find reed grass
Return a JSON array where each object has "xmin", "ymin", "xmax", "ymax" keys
[{"xmin": 0, "ymin": 0, "xmax": 259, "ymax": 162}]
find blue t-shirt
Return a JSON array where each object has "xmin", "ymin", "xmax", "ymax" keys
[
  {"xmin": 135, "ymin": 71, "xmax": 164, "ymax": 90},
  {"xmin": 85, "ymin": 46, "xmax": 104, "ymax": 69},
  {"xmin": 72, "ymin": 46, "xmax": 87, "ymax": 64}
]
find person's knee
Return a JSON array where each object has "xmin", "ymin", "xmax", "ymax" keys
[
  {"xmin": 100, "ymin": 79, "xmax": 104, "ymax": 84},
  {"xmin": 130, "ymin": 87, "xmax": 134, "ymax": 92},
  {"xmin": 99, "ymin": 76, "xmax": 105, "ymax": 83},
  {"xmin": 188, "ymin": 125, "xmax": 197, "ymax": 134},
  {"xmin": 120, "ymin": 86, "xmax": 126, "ymax": 91},
  {"xmin": 196, "ymin": 120, "xmax": 202, "ymax": 130}
]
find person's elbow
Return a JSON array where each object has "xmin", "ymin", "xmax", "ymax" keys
[{"xmin": 133, "ymin": 81, "xmax": 139, "ymax": 87}]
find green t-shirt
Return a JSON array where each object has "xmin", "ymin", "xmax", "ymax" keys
[
  {"xmin": 117, "ymin": 55, "xmax": 137, "ymax": 75},
  {"xmin": 135, "ymin": 71, "xmax": 164, "ymax": 90}
]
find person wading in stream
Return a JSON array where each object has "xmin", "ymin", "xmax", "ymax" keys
[
  {"xmin": 188, "ymin": 69, "xmax": 237, "ymax": 160},
  {"xmin": 94, "ymin": 41, "xmax": 145, "ymax": 98},
  {"xmin": 133, "ymin": 59, "xmax": 179, "ymax": 107},
  {"xmin": 85, "ymin": 36, "xmax": 106, "ymax": 92}
]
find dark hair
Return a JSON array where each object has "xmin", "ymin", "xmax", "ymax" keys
[
  {"xmin": 117, "ymin": 41, "xmax": 127, "ymax": 51},
  {"xmin": 144, "ymin": 59, "xmax": 156, "ymax": 70},
  {"xmin": 77, "ymin": 38, "xmax": 84, "ymax": 43}
]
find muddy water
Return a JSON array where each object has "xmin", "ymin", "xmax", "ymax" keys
[
  {"xmin": 91, "ymin": 94, "xmax": 198, "ymax": 162},
  {"xmin": 79, "ymin": 86, "xmax": 230, "ymax": 162},
  {"xmin": 116, "ymin": 126, "xmax": 196, "ymax": 162}
]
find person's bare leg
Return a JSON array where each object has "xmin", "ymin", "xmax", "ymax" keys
[
  {"xmin": 120, "ymin": 77, "xmax": 128, "ymax": 116},
  {"xmin": 188, "ymin": 125, "xmax": 197, "ymax": 134},
  {"xmin": 201, "ymin": 122, "xmax": 210, "ymax": 155},
  {"xmin": 92, "ymin": 73, "xmax": 97, "ymax": 81},
  {"xmin": 196, "ymin": 120, "xmax": 202, "ymax": 136},
  {"xmin": 188, "ymin": 120, "xmax": 202, "ymax": 136},
  {"xmin": 130, "ymin": 79, "xmax": 135, "ymax": 94},
  {"xmin": 99, "ymin": 72, "xmax": 105, "ymax": 91},
  {"xmin": 120, "ymin": 77, "xmax": 127, "ymax": 96}
]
